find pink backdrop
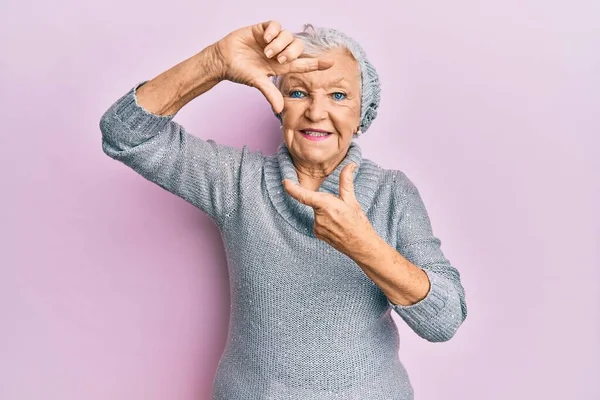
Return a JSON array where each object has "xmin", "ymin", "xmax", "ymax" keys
[{"xmin": 1, "ymin": 0, "xmax": 598, "ymax": 399}]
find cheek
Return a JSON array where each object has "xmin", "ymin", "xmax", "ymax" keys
[
  {"xmin": 281, "ymin": 102, "xmax": 303, "ymax": 123},
  {"xmin": 350, "ymin": 99, "xmax": 362, "ymax": 117},
  {"xmin": 332, "ymin": 103, "xmax": 361, "ymax": 129}
]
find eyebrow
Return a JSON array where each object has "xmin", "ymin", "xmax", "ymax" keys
[{"xmin": 284, "ymin": 76, "xmax": 351, "ymax": 88}]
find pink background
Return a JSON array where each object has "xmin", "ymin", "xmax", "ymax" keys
[{"xmin": 2, "ymin": 0, "xmax": 598, "ymax": 399}]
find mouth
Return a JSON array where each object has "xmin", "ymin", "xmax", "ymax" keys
[{"xmin": 299, "ymin": 129, "xmax": 332, "ymax": 138}]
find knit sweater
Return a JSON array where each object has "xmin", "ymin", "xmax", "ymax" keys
[{"xmin": 99, "ymin": 81, "xmax": 467, "ymax": 400}]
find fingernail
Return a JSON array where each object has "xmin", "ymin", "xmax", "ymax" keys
[
  {"xmin": 265, "ymin": 49, "xmax": 273, "ymax": 58},
  {"xmin": 277, "ymin": 55, "xmax": 287, "ymax": 64},
  {"xmin": 265, "ymin": 34, "xmax": 272, "ymax": 43}
]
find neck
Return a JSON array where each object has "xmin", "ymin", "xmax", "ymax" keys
[
  {"xmin": 263, "ymin": 140, "xmax": 381, "ymax": 238},
  {"xmin": 290, "ymin": 148, "xmax": 349, "ymax": 190}
]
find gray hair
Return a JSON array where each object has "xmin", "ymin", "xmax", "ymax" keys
[{"xmin": 272, "ymin": 24, "xmax": 381, "ymax": 135}]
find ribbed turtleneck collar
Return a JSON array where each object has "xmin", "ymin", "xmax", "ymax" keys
[{"xmin": 264, "ymin": 141, "xmax": 381, "ymax": 237}]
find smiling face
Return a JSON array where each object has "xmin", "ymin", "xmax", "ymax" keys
[{"xmin": 279, "ymin": 47, "xmax": 362, "ymax": 178}]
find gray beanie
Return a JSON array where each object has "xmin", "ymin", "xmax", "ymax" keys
[{"xmin": 272, "ymin": 25, "xmax": 381, "ymax": 135}]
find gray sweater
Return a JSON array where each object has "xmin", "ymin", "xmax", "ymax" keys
[{"xmin": 99, "ymin": 81, "xmax": 467, "ymax": 399}]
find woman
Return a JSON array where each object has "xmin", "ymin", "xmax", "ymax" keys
[{"xmin": 100, "ymin": 20, "xmax": 467, "ymax": 400}]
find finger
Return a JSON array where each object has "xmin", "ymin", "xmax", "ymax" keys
[
  {"xmin": 338, "ymin": 163, "xmax": 358, "ymax": 203},
  {"xmin": 284, "ymin": 57, "xmax": 334, "ymax": 73},
  {"xmin": 273, "ymin": 38, "xmax": 304, "ymax": 64},
  {"xmin": 252, "ymin": 76, "xmax": 284, "ymax": 113},
  {"xmin": 264, "ymin": 29, "xmax": 293, "ymax": 59},
  {"xmin": 261, "ymin": 20, "xmax": 282, "ymax": 44},
  {"xmin": 282, "ymin": 179, "xmax": 321, "ymax": 208}
]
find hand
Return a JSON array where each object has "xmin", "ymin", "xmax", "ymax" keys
[
  {"xmin": 212, "ymin": 20, "xmax": 334, "ymax": 113},
  {"xmin": 282, "ymin": 163, "xmax": 377, "ymax": 255}
]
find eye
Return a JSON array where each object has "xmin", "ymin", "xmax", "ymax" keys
[
  {"xmin": 289, "ymin": 90, "xmax": 306, "ymax": 98},
  {"xmin": 332, "ymin": 92, "xmax": 347, "ymax": 101}
]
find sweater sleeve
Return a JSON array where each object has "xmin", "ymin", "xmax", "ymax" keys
[
  {"xmin": 99, "ymin": 81, "xmax": 264, "ymax": 227},
  {"xmin": 387, "ymin": 172, "xmax": 468, "ymax": 342}
]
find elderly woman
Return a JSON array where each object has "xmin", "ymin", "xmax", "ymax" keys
[{"xmin": 99, "ymin": 20, "xmax": 467, "ymax": 399}]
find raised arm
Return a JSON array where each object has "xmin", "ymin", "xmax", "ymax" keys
[
  {"xmin": 99, "ymin": 21, "xmax": 333, "ymax": 226},
  {"xmin": 99, "ymin": 44, "xmax": 258, "ymax": 226}
]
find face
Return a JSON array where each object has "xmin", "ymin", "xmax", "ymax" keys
[{"xmin": 279, "ymin": 47, "xmax": 362, "ymax": 175}]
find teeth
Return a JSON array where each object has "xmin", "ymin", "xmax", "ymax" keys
[{"xmin": 303, "ymin": 131, "xmax": 329, "ymax": 137}]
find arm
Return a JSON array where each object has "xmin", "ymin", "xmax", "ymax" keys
[
  {"xmin": 134, "ymin": 44, "xmax": 224, "ymax": 116},
  {"xmin": 99, "ymin": 45, "xmax": 263, "ymax": 226},
  {"xmin": 351, "ymin": 173, "xmax": 467, "ymax": 342},
  {"xmin": 389, "ymin": 173, "xmax": 467, "ymax": 342}
]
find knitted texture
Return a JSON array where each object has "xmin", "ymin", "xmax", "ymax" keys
[
  {"xmin": 272, "ymin": 25, "xmax": 381, "ymax": 135},
  {"xmin": 99, "ymin": 82, "xmax": 467, "ymax": 400}
]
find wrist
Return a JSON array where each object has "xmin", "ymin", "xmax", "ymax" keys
[
  {"xmin": 349, "ymin": 227, "xmax": 387, "ymax": 264},
  {"xmin": 204, "ymin": 42, "xmax": 227, "ymax": 82}
]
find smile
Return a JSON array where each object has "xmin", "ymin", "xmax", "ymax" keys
[{"xmin": 299, "ymin": 129, "xmax": 332, "ymax": 141}]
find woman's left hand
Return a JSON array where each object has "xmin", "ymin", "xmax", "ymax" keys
[{"xmin": 282, "ymin": 163, "xmax": 377, "ymax": 256}]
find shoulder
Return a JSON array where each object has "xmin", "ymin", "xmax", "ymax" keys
[
  {"xmin": 240, "ymin": 143, "xmax": 268, "ymax": 164},
  {"xmin": 210, "ymin": 141, "xmax": 267, "ymax": 169},
  {"xmin": 361, "ymin": 156, "xmax": 419, "ymax": 196}
]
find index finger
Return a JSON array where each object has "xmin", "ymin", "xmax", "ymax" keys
[
  {"xmin": 284, "ymin": 57, "xmax": 335, "ymax": 74},
  {"xmin": 261, "ymin": 20, "xmax": 282, "ymax": 43},
  {"xmin": 282, "ymin": 179, "xmax": 325, "ymax": 208}
]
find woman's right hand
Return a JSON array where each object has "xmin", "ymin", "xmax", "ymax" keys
[{"xmin": 211, "ymin": 21, "xmax": 334, "ymax": 113}]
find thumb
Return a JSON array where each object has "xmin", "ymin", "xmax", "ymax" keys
[
  {"xmin": 339, "ymin": 163, "xmax": 358, "ymax": 202},
  {"xmin": 252, "ymin": 76, "xmax": 284, "ymax": 113}
]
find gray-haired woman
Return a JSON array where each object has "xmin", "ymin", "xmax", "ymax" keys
[{"xmin": 100, "ymin": 20, "xmax": 467, "ymax": 400}]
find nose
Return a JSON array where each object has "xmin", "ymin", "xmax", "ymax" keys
[{"xmin": 304, "ymin": 96, "xmax": 328, "ymax": 122}]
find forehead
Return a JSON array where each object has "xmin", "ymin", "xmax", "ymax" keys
[{"xmin": 282, "ymin": 48, "xmax": 361, "ymax": 88}]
